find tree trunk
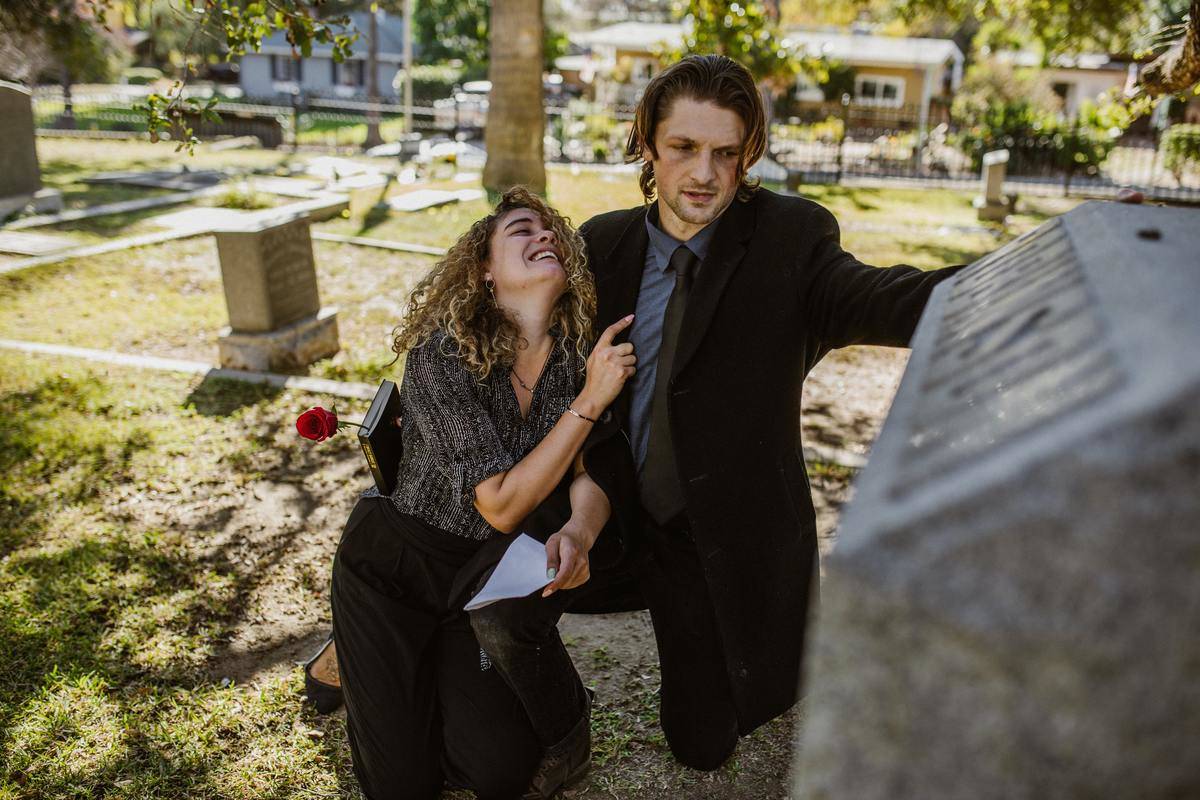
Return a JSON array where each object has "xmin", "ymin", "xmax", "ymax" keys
[
  {"xmin": 1140, "ymin": 0, "xmax": 1200, "ymax": 95},
  {"xmin": 363, "ymin": 9, "xmax": 384, "ymax": 149},
  {"xmin": 483, "ymin": 0, "xmax": 546, "ymax": 197}
]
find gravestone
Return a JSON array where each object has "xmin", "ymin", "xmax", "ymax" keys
[
  {"xmin": 213, "ymin": 211, "xmax": 339, "ymax": 371},
  {"xmin": 973, "ymin": 148, "xmax": 1012, "ymax": 222},
  {"xmin": 0, "ymin": 230, "xmax": 77, "ymax": 256},
  {"xmin": 333, "ymin": 174, "xmax": 389, "ymax": 219},
  {"xmin": 83, "ymin": 167, "xmax": 226, "ymax": 191},
  {"xmin": 0, "ymin": 81, "xmax": 62, "ymax": 219},
  {"xmin": 387, "ymin": 188, "xmax": 484, "ymax": 213},
  {"xmin": 793, "ymin": 201, "xmax": 1200, "ymax": 800}
]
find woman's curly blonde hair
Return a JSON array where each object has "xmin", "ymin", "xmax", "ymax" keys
[{"xmin": 388, "ymin": 186, "xmax": 596, "ymax": 380}]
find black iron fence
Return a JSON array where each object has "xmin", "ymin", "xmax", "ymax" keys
[
  {"xmin": 769, "ymin": 100, "xmax": 1200, "ymax": 201},
  {"xmin": 31, "ymin": 90, "xmax": 1200, "ymax": 201}
]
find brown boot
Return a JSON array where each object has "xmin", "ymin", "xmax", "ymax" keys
[{"xmin": 522, "ymin": 689, "xmax": 593, "ymax": 799}]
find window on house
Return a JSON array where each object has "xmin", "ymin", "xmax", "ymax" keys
[
  {"xmin": 855, "ymin": 74, "xmax": 905, "ymax": 107},
  {"xmin": 270, "ymin": 55, "xmax": 303, "ymax": 82},
  {"xmin": 333, "ymin": 59, "xmax": 366, "ymax": 87}
]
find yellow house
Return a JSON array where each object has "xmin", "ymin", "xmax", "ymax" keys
[
  {"xmin": 567, "ymin": 21, "xmax": 683, "ymax": 106},
  {"xmin": 784, "ymin": 29, "xmax": 963, "ymax": 116}
]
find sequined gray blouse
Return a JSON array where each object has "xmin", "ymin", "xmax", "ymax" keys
[{"xmin": 361, "ymin": 329, "xmax": 586, "ymax": 541}]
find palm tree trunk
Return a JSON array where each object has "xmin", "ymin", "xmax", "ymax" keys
[
  {"xmin": 364, "ymin": 9, "xmax": 384, "ymax": 149},
  {"xmin": 483, "ymin": 0, "xmax": 546, "ymax": 196},
  {"xmin": 1140, "ymin": 0, "xmax": 1200, "ymax": 95}
]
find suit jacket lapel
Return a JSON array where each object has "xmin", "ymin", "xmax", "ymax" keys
[
  {"xmin": 672, "ymin": 196, "xmax": 757, "ymax": 379},
  {"xmin": 595, "ymin": 207, "xmax": 649, "ymax": 332},
  {"xmin": 594, "ymin": 206, "xmax": 650, "ymax": 423}
]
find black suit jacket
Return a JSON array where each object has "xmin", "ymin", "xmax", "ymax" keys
[{"xmin": 578, "ymin": 187, "xmax": 964, "ymax": 732}]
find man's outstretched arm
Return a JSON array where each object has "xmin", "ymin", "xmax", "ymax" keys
[{"xmin": 800, "ymin": 203, "xmax": 965, "ymax": 350}]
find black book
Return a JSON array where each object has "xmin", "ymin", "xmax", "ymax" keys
[{"xmin": 357, "ymin": 379, "xmax": 404, "ymax": 496}]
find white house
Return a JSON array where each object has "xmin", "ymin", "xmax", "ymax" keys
[
  {"xmin": 238, "ymin": 11, "xmax": 411, "ymax": 100},
  {"xmin": 995, "ymin": 50, "xmax": 1134, "ymax": 118}
]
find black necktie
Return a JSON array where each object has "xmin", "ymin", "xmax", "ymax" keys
[{"xmin": 640, "ymin": 244, "xmax": 699, "ymax": 524}]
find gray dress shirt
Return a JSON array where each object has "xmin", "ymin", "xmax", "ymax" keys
[{"xmin": 627, "ymin": 205, "xmax": 718, "ymax": 468}]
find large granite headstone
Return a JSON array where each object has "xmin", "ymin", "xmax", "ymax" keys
[
  {"xmin": 793, "ymin": 201, "xmax": 1200, "ymax": 799},
  {"xmin": 214, "ymin": 212, "xmax": 339, "ymax": 371},
  {"xmin": 0, "ymin": 81, "xmax": 62, "ymax": 219}
]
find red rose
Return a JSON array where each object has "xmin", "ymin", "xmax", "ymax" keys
[{"xmin": 296, "ymin": 406, "xmax": 340, "ymax": 442}]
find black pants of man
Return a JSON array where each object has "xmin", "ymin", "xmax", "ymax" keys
[
  {"xmin": 470, "ymin": 512, "xmax": 741, "ymax": 771},
  {"xmin": 330, "ymin": 495, "xmax": 542, "ymax": 800}
]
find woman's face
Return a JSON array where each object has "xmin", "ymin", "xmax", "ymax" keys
[{"xmin": 484, "ymin": 208, "xmax": 567, "ymax": 304}]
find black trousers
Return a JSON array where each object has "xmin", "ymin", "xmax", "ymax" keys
[
  {"xmin": 470, "ymin": 512, "xmax": 740, "ymax": 771},
  {"xmin": 330, "ymin": 495, "xmax": 542, "ymax": 800}
]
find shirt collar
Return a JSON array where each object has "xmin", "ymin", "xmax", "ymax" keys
[{"xmin": 645, "ymin": 202, "xmax": 719, "ymax": 273}]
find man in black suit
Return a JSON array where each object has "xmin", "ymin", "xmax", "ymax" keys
[{"xmin": 470, "ymin": 54, "xmax": 964, "ymax": 791}]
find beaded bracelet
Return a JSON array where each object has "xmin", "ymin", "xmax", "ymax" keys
[{"xmin": 567, "ymin": 406, "xmax": 597, "ymax": 424}]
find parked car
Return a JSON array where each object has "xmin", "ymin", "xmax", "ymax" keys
[
  {"xmin": 431, "ymin": 77, "xmax": 576, "ymax": 133},
  {"xmin": 433, "ymin": 80, "xmax": 490, "ymax": 133}
]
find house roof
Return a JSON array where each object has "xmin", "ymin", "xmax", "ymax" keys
[
  {"xmin": 568, "ymin": 21, "xmax": 685, "ymax": 51},
  {"xmin": 567, "ymin": 22, "xmax": 963, "ymax": 68},
  {"xmin": 995, "ymin": 50, "xmax": 1130, "ymax": 71},
  {"xmin": 256, "ymin": 11, "xmax": 409, "ymax": 61}
]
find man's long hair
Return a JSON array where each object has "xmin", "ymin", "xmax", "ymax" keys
[
  {"xmin": 388, "ymin": 187, "xmax": 595, "ymax": 380},
  {"xmin": 624, "ymin": 54, "xmax": 767, "ymax": 203}
]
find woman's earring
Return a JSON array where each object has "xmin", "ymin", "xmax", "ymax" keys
[{"xmin": 484, "ymin": 277, "xmax": 496, "ymax": 299}]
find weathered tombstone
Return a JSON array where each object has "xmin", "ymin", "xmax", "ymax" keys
[
  {"xmin": 0, "ymin": 81, "xmax": 63, "ymax": 219},
  {"xmin": 973, "ymin": 148, "xmax": 1012, "ymax": 222},
  {"xmin": 214, "ymin": 211, "xmax": 339, "ymax": 371},
  {"xmin": 83, "ymin": 167, "xmax": 226, "ymax": 191},
  {"xmin": 386, "ymin": 188, "xmax": 483, "ymax": 213},
  {"xmin": 326, "ymin": 173, "xmax": 389, "ymax": 219},
  {"xmin": 0, "ymin": 230, "xmax": 77, "ymax": 256},
  {"xmin": 793, "ymin": 201, "xmax": 1200, "ymax": 800}
]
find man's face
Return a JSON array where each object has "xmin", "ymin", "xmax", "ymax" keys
[{"xmin": 645, "ymin": 96, "xmax": 745, "ymax": 239}]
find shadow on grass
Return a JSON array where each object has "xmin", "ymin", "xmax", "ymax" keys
[
  {"xmin": 803, "ymin": 185, "xmax": 883, "ymax": 212},
  {"xmin": 184, "ymin": 374, "xmax": 286, "ymax": 417},
  {"xmin": 902, "ymin": 239, "xmax": 991, "ymax": 268},
  {"xmin": 354, "ymin": 174, "xmax": 399, "ymax": 236},
  {"xmin": 0, "ymin": 371, "xmax": 360, "ymax": 797}
]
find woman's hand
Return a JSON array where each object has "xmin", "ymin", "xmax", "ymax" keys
[
  {"xmin": 576, "ymin": 315, "xmax": 636, "ymax": 416},
  {"xmin": 542, "ymin": 524, "xmax": 597, "ymax": 597}
]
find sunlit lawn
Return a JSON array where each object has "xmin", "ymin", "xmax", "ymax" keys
[
  {"xmin": 2, "ymin": 147, "xmax": 1083, "ymax": 385},
  {"xmin": 0, "ymin": 352, "xmax": 362, "ymax": 799}
]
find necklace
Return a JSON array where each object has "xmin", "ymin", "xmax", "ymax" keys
[{"xmin": 511, "ymin": 345, "xmax": 553, "ymax": 394}]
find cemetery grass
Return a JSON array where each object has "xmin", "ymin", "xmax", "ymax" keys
[
  {"xmin": 0, "ymin": 176, "xmax": 1043, "ymax": 386},
  {"xmin": 0, "ymin": 350, "xmax": 856, "ymax": 799}
]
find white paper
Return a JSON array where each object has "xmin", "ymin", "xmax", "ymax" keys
[{"xmin": 463, "ymin": 533, "xmax": 550, "ymax": 611}]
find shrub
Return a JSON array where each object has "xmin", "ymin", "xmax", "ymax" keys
[
  {"xmin": 1162, "ymin": 124, "xmax": 1200, "ymax": 181},
  {"xmin": 121, "ymin": 67, "xmax": 164, "ymax": 86},
  {"xmin": 393, "ymin": 63, "xmax": 486, "ymax": 102},
  {"xmin": 952, "ymin": 61, "xmax": 1130, "ymax": 180},
  {"xmin": 214, "ymin": 182, "xmax": 273, "ymax": 210}
]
